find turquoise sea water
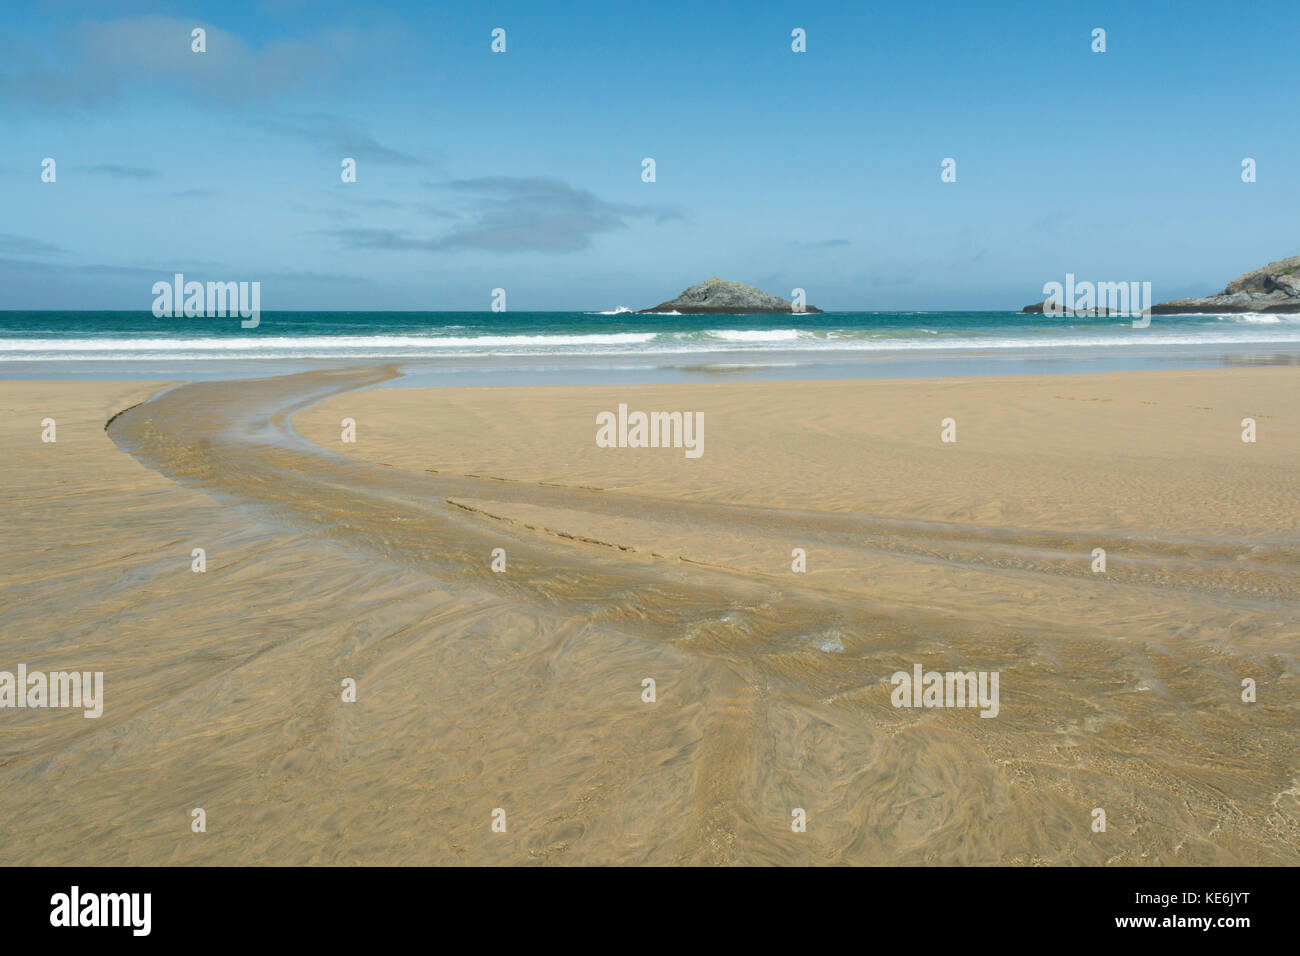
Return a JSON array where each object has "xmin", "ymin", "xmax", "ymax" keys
[{"xmin": 2, "ymin": 310, "xmax": 1298, "ymax": 383}]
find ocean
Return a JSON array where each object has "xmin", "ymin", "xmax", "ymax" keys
[{"xmin": 3, "ymin": 310, "xmax": 1298, "ymax": 384}]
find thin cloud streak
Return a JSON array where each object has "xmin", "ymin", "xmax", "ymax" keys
[{"xmin": 328, "ymin": 177, "xmax": 682, "ymax": 254}]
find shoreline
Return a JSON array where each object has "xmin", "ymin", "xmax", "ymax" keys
[{"xmin": 3, "ymin": 338, "xmax": 1299, "ymax": 387}]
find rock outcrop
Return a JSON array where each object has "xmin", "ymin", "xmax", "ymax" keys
[
  {"xmin": 1021, "ymin": 300, "xmax": 1123, "ymax": 316},
  {"xmin": 640, "ymin": 278, "xmax": 822, "ymax": 314},
  {"xmin": 1150, "ymin": 256, "xmax": 1300, "ymax": 313}
]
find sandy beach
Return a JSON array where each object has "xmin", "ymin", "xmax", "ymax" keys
[{"xmin": 1, "ymin": 366, "xmax": 1296, "ymax": 865}]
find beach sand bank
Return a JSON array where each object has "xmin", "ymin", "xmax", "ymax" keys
[{"xmin": 2, "ymin": 367, "xmax": 1296, "ymax": 864}]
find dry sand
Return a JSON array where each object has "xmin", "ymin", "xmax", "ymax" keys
[{"xmin": 1, "ymin": 367, "xmax": 1297, "ymax": 864}]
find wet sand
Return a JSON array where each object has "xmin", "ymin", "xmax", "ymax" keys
[{"xmin": 1, "ymin": 367, "xmax": 1297, "ymax": 864}]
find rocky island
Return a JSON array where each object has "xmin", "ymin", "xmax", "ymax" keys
[
  {"xmin": 1150, "ymin": 255, "xmax": 1300, "ymax": 314},
  {"xmin": 1022, "ymin": 256, "xmax": 1300, "ymax": 315},
  {"xmin": 640, "ymin": 278, "xmax": 823, "ymax": 314},
  {"xmin": 1021, "ymin": 300, "xmax": 1125, "ymax": 316}
]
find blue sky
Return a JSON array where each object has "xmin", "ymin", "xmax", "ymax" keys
[{"xmin": 1, "ymin": 0, "xmax": 1297, "ymax": 311}]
